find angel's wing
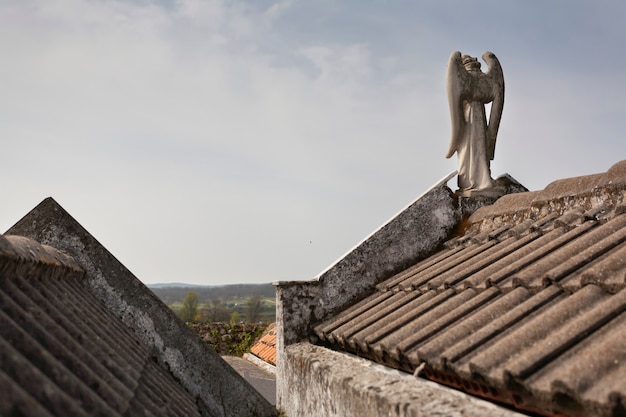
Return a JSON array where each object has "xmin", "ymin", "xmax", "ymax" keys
[
  {"xmin": 482, "ymin": 51, "xmax": 504, "ymax": 161},
  {"xmin": 445, "ymin": 51, "xmax": 466, "ymax": 159}
]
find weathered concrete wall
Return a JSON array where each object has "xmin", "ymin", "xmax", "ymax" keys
[
  {"xmin": 275, "ymin": 173, "xmax": 460, "ymax": 409},
  {"xmin": 276, "ymin": 173, "xmax": 458, "ymax": 343},
  {"xmin": 275, "ymin": 172, "xmax": 527, "ymax": 411},
  {"xmin": 282, "ymin": 342, "xmax": 524, "ymax": 417},
  {"xmin": 6, "ymin": 198, "xmax": 278, "ymax": 417}
]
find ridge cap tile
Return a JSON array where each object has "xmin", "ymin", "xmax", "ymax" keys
[
  {"xmin": 0, "ymin": 234, "xmax": 84, "ymax": 279},
  {"xmin": 540, "ymin": 172, "xmax": 606, "ymax": 199},
  {"xmin": 469, "ymin": 161, "xmax": 626, "ymax": 232},
  {"xmin": 469, "ymin": 191, "xmax": 538, "ymax": 225},
  {"xmin": 602, "ymin": 159, "xmax": 626, "ymax": 185}
]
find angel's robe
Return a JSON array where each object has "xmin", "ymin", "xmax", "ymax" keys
[
  {"xmin": 457, "ymin": 100, "xmax": 493, "ymax": 191},
  {"xmin": 446, "ymin": 51, "xmax": 503, "ymax": 193}
]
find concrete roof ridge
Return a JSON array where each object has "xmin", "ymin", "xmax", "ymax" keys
[
  {"xmin": 601, "ymin": 159, "xmax": 626, "ymax": 185},
  {"xmin": 0, "ymin": 233, "xmax": 84, "ymax": 281},
  {"xmin": 468, "ymin": 160, "xmax": 626, "ymax": 230}
]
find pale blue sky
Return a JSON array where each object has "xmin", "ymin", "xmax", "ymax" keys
[{"xmin": 2, "ymin": 0, "xmax": 625, "ymax": 285}]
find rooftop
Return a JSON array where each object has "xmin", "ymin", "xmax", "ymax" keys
[
  {"xmin": 315, "ymin": 160, "xmax": 626, "ymax": 417},
  {"xmin": 250, "ymin": 323, "xmax": 277, "ymax": 366},
  {"xmin": 2, "ymin": 197, "xmax": 278, "ymax": 417},
  {"xmin": 0, "ymin": 234, "xmax": 208, "ymax": 416}
]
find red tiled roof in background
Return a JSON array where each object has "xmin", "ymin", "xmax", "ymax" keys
[
  {"xmin": 250, "ymin": 323, "xmax": 277, "ymax": 366},
  {"xmin": 315, "ymin": 160, "xmax": 626, "ymax": 417}
]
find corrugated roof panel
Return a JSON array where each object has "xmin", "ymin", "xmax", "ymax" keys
[
  {"xmin": 60, "ymin": 279, "xmax": 148, "ymax": 364},
  {"xmin": 35, "ymin": 276, "xmax": 147, "ymax": 381},
  {"xmin": 520, "ymin": 214, "xmax": 626, "ymax": 289},
  {"xmin": 0, "ymin": 245, "xmax": 204, "ymax": 416},
  {"xmin": 0, "ymin": 307, "xmax": 122, "ymax": 416},
  {"xmin": 467, "ymin": 285, "xmax": 608, "ymax": 387},
  {"xmin": 545, "ymin": 228, "xmax": 626, "ymax": 286},
  {"xmin": 315, "ymin": 163, "xmax": 626, "ymax": 416},
  {"xmin": 428, "ymin": 233, "xmax": 542, "ymax": 291},
  {"xmin": 396, "ymin": 287, "xmax": 501, "ymax": 357},
  {"xmin": 2, "ymin": 278, "xmax": 134, "ymax": 409},
  {"xmin": 357, "ymin": 290, "xmax": 450, "ymax": 354},
  {"xmin": 505, "ymin": 287, "xmax": 626, "ymax": 382},
  {"xmin": 509, "ymin": 222, "xmax": 601, "ymax": 289},
  {"xmin": 0, "ymin": 334, "xmax": 93, "ymax": 417},
  {"xmin": 346, "ymin": 291, "xmax": 442, "ymax": 352},
  {"xmin": 464, "ymin": 222, "xmax": 588, "ymax": 291},
  {"xmin": 0, "ymin": 366, "xmax": 56, "ymax": 417},
  {"xmin": 525, "ymin": 310, "xmax": 626, "ymax": 415},
  {"xmin": 316, "ymin": 290, "xmax": 395, "ymax": 343},
  {"xmin": 378, "ymin": 245, "xmax": 465, "ymax": 291},
  {"xmin": 564, "ymin": 242, "xmax": 626, "ymax": 293},
  {"xmin": 446, "ymin": 286, "xmax": 564, "ymax": 381},
  {"xmin": 414, "ymin": 287, "xmax": 532, "ymax": 369},
  {"xmin": 370, "ymin": 289, "xmax": 477, "ymax": 366},
  {"xmin": 45, "ymin": 278, "xmax": 142, "ymax": 366},
  {"xmin": 324, "ymin": 290, "xmax": 419, "ymax": 347},
  {"xmin": 399, "ymin": 241, "xmax": 499, "ymax": 291}
]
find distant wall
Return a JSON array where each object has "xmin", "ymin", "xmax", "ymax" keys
[{"xmin": 281, "ymin": 343, "xmax": 523, "ymax": 417}]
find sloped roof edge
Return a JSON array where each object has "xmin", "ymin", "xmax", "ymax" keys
[
  {"xmin": 6, "ymin": 197, "xmax": 278, "ymax": 417},
  {"xmin": 0, "ymin": 234, "xmax": 209, "ymax": 416},
  {"xmin": 312, "ymin": 171, "xmax": 458, "ymax": 282}
]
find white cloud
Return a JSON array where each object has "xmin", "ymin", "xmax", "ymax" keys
[
  {"xmin": 2, "ymin": 0, "xmax": 626, "ymax": 285},
  {"xmin": 264, "ymin": 0, "xmax": 292, "ymax": 22}
]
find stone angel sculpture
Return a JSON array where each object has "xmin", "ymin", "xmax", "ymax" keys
[{"xmin": 446, "ymin": 51, "xmax": 504, "ymax": 195}]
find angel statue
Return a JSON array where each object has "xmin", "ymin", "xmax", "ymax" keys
[{"xmin": 446, "ymin": 51, "xmax": 504, "ymax": 195}]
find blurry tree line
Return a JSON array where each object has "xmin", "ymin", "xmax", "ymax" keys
[
  {"xmin": 176, "ymin": 291, "xmax": 273, "ymax": 324},
  {"xmin": 150, "ymin": 283, "xmax": 275, "ymax": 306}
]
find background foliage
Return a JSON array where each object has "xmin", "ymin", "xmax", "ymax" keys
[{"xmin": 150, "ymin": 283, "xmax": 276, "ymax": 323}]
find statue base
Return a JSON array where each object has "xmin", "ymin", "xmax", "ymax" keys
[
  {"xmin": 455, "ymin": 187, "xmax": 504, "ymax": 198},
  {"xmin": 455, "ymin": 174, "xmax": 528, "ymax": 218},
  {"xmin": 455, "ymin": 174, "xmax": 528, "ymax": 197}
]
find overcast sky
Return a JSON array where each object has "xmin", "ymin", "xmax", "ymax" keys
[{"xmin": 2, "ymin": 0, "xmax": 625, "ymax": 286}]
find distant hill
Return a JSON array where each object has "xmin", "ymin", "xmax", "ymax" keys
[
  {"xmin": 148, "ymin": 283, "xmax": 219, "ymax": 289},
  {"xmin": 148, "ymin": 282, "xmax": 275, "ymax": 306}
]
